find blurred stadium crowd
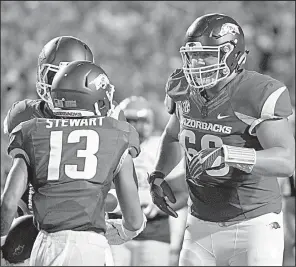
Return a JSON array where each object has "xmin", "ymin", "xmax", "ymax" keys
[{"xmin": 1, "ymin": 1, "xmax": 295, "ymax": 266}]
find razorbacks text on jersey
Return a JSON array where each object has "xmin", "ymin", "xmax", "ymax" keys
[
  {"xmin": 7, "ymin": 116, "xmax": 140, "ymax": 234},
  {"xmin": 165, "ymin": 68, "xmax": 293, "ymax": 222}
]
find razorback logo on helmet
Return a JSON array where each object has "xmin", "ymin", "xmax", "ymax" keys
[
  {"xmin": 219, "ymin": 23, "xmax": 240, "ymax": 36},
  {"xmin": 38, "ymin": 48, "xmax": 46, "ymax": 66},
  {"xmin": 90, "ymin": 74, "xmax": 110, "ymax": 90}
]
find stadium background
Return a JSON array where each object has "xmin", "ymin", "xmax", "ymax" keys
[
  {"xmin": 2, "ymin": 0, "xmax": 294, "ymax": 181},
  {"xmin": 1, "ymin": 1, "xmax": 295, "ymax": 265}
]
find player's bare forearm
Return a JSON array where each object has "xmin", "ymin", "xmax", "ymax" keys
[
  {"xmin": 166, "ymin": 163, "xmax": 188, "ymax": 210},
  {"xmin": 252, "ymin": 147, "xmax": 295, "ymax": 177},
  {"xmin": 255, "ymin": 118, "xmax": 295, "ymax": 177},
  {"xmin": 154, "ymin": 114, "xmax": 183, "ymax": 177},
  {"xmin": 154, "ymin": 133, "xmax": 182, "ymax": 176},
  {"xmin": 115, "ymin": 154, "xmax": 144, "ymax": 231},
  {"xmin": 1, "ymin": 158, "xmax": 28, "ymax": 236},
  {"xmin": 0, "ymin": 203, "xmax": 16, "ymax": 236}
]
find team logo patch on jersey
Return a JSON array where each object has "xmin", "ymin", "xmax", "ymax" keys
[
  {"xmin": 219, "ymin": 23, "xmax": 240, "ymax": 36},
  {"xmin": 181, "ymin": 100, "xmax": 190, "ymax": 114}
]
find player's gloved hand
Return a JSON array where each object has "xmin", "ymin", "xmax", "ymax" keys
[
  {"xmin": 148, "ymin": 171, "xmax": 178, "ymax": 218},
  {"xmin": 188, "ymin": 147, "xmax": 224, "ymax": 178}
]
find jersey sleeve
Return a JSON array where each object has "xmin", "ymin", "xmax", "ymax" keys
[
  {"xmin": 233, "ymin": 75, "xmax": 293, "ymax": 136},
  {"xmin": 164, "ymin": 94, "xmax": 176, "ymax": 115},
  {"xmin": 250, "ymin": 81, "xmax": 292, "ymax": 134},
  {"xmin": 165, "ymin": 68, "xmax": 190, "ymax": 102},
  {"xmin": 7, "ymin": 123, "xmax": 31, "ymax": 166},
  {"xmin": 128, "ymin": 124, "xmax": 141, "ymax": 158},
  {"xmin": 113, "ymin": 148, "xmax": 129, "ymax": 176},
  {"xmin": 4, "ymin": 100, "xmax": 34, "ymax": 135}
]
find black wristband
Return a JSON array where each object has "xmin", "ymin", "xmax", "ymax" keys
[{"xmin": 148, "ymin": 171, "xmax": 165, "ymax": 184}]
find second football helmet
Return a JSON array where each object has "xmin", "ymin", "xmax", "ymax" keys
[
  {"xmin": 118, "ymin": 96, "xmax": 154, "ymax": 142},
  {"xmin": 50, "ymin": 61, "xmax": 115, "ymax": 117},
  {"xmin": 36, "ymin": 36, "xmax": 94, "ymax": 103},
  {"xmin": 180, "ymin": 13, "xmax": 248, "ymax": 91}
]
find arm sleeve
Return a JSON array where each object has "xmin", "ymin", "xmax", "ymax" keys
[
  {"xmin": 7, "ymin": 123, "xmax": 31, "ymax": 166},
  {"xmin": 128, "ymin": 125, "xmax": 141, "ymax": 158}
]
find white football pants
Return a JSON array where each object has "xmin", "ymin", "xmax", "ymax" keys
[
  {"xmin": 179, "ymin": 211, "xmax": 284, "ymax": 266},
  {"xmin": 30, "ymin": 230, "xmax": 113, "ymax": 266}
]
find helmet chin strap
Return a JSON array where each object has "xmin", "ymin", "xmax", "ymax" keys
[
  {"xmin": 94, "ymin": 102, "xmax": 102, "ymax": 116},
  {"xmin": 236, "ymin": 50, "xmax": 249, "ymax": 71}
]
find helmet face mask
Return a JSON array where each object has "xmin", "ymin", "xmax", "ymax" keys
[
  {"xmin": 36, "ymin": 36, "xmax": 94, "ymax": 105},
  {"xmin": 180, "ymin": 42, "xmax": 233, "ymax": 91},
  {"xmin": 180, "ymin": 14, "xmax": 247, "ymax": 92},
  {"xmin": 36, "ymin": 62, "xmax": 69, "ymax": 104}
]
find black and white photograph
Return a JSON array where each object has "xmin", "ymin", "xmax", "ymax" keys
[{"xmin": 1, "ymin": 1, "xmax": 295, "ymax": 266}]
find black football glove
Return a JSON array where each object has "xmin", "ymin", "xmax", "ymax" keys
[{"xmin": 148, "ymin": 171, "xmax": 178, "ymax": 218}]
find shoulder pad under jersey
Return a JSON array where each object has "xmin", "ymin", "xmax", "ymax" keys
[
  {"xmin": 4, "ymin": 99, "xmax": 43, "ymax": 135},
  {"xmin": 7, "ymin": 119, "xmax": 36, "ymax": 166},
  {"xmin": 105, "ymin": 117, "xmax": 140, "ymax": 157},
  {"xmin": 232, "ymin": 70, "xmax": 293, "ymax": 135},
  {"xmin": 165, "ymin": 69, "xmax": 190, "ymax": 102}
]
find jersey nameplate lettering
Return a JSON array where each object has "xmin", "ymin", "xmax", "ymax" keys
[{"xmin": 45, "ymin": 118, "xmax": 103, "ymax": 128}]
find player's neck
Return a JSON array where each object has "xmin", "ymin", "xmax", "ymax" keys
[{"xmin": 202, "ymin": 72, "xmax": 237, "ymax": 101}]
